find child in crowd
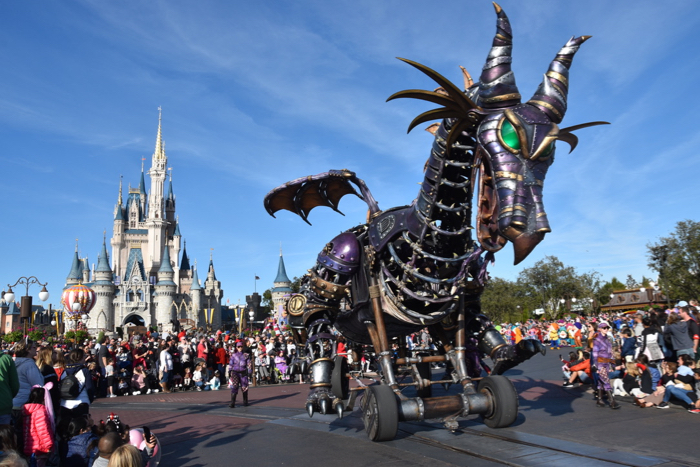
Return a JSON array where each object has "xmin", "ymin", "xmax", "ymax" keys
[
  {"xmin": 117, "ymin": 378, "xmax": 130, "ymax": 397},
  {"xmin": 193, "ymin": 364, "xmax": 204, "ymax": 391},
  {"xmin": 105, "ymin": 358, "xmax": 116, "ymax": 398},
  {"xmin": 172, "ymin": 372, "xmax": 183, "ymax": 390},
  {"xmin": 63, "ymin": 414, "xmax": 98, "ymax": 467},
  {"xmin": 22, "ymin": 387, "xmax": 55, "ymax": 467},
  {"xmin": 209, "ymin": 371, "xmax": 221, "ymax": 391},
  {"xmin": 182, "ymin": 368, "xmax": 193, "ymax": 391}
]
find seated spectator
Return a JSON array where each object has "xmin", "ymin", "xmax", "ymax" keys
[
  {"xmin": 620, "ymin": 329, "xmax": 637, "ymax": 363},
  {"xmin": 562, "ymin": 352, "xmax": 592, "ymax": 387},
  {"xmin": 636, "ymin": 354, "xmax": 661, "ymax": 391},
  {"xmin": 656, "ymin": 357, "xmax": 697, "ymax": 410},
  {"xmin": 208, "ymin": 371, "xmax": 221, "ymax": 391},
  {"xmin": 130, "ymin": 366, "xmax": 157, "ymax": 395},
  {"xmin": 117, "ymin": 378, "xmax": 131, "ymax": 397},
  {"xmin": 622, "ymin": 362, "xmax": 652, "ymax": 399},
  {"xmin": 182, "ymin": 368, "xmax": 193, "ymax": 391},
  {"xmin": 193, "ymin": 364, "xmax": 205, "ymax": 391}
]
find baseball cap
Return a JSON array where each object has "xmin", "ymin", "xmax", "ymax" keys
[{"xmin": 676, "ymin": 301, "xmax": 689, "ymax": 307}]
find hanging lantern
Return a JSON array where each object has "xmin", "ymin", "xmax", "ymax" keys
[{"xmin": 61, "ymin": 284, "xmax": 96, "ymax": 319}]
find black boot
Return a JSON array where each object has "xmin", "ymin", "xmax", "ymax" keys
[
  {"xmin": 592, "ymin": 389, "xmax": 599, "ymax": 401},
  {"xmin": 229, "ymin": 393, "xmax": 237, "ymax": 408},
  {"xmin": 243, "ymin": 391, "xmax": 249, "ymax": 407},
  {"xmin": 607, "ymin": 391, "xmax": 620, "ymax": 410},
  {"xmin": 596, "ymin": 388, "xmax": 606, "ymax": 407}
]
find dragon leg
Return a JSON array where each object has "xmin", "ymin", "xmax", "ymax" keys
[{"xmin": 470, "ymin": 314, "xmax": 546, "ymax": 375}]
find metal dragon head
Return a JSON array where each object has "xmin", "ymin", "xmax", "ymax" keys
[{"xmin": 388, "ymin": 2, "xmax": 608, "ymax": 265}]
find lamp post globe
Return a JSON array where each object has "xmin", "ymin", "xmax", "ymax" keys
[
  {"xmin": 38, "ymin": 286, "xmax": 50, "ymax": 302},
  {"xmin": 4, "ymin": 289, "xmax": 15, "ymax": 304}
]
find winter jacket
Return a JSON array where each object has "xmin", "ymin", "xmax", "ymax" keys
[
  {"xmin": 620, "ymin": 337, "xmax": 637, "ymax": 359},
  {"xmin": 22, "ymin": 402, "xmax": 54, "ymax": 456},
  {"xmin": 63, "ymin": 431, "xmax": 98, "ymax": 467},
  {"xmin": 664, "ymin": 321, "xmax": 694, "ymax": 351},
  {"xmin": 12, "ymin": 357, "xmax": 44, "ymax": 409},
  {"xmin": 569, "ymin": 359, "xmax": 592, "ymax": 377},
  {"xmin": 0, "ymin": 353, "xmax": 19, "ymax": 417}
]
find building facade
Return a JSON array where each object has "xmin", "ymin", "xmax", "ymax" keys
[{"xmin": 64, "ymin": 111, "xmax": 222, "ymax": 332}]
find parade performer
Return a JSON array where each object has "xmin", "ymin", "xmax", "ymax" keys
[
  {"xmin": 228, "ymin": 341, "xmax": 250, "ymax": 408},
  {"xmin": 592, "ymin": 322, "xmax": 620, "ymax": 409},
  {"xmin": 548, "ymin": 323, "xmax": 560, "ymax": 350}
]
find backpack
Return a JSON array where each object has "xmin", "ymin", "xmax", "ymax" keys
[{"xmin": 60, "ymin": 366, "xmax": 84, "ymax": 400}]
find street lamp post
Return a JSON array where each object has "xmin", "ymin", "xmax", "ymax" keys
[{"xmin": 5, "ymin": 276, "xmax": 50, "ymax": 335}]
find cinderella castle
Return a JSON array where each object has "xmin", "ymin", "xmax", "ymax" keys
[{"xmin": 64, "ymin": 110, "xmax": 223, "ymax": 332}]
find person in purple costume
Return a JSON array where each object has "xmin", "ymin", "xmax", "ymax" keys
[
  {"xmin": 592, "ymin": 322, "xmax": 620, "ymax": 409},
  {"xmin": 228, "ymin": 342, "xmax": 251, "ymax": 408}
]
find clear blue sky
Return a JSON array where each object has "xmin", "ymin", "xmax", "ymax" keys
[{"xmin": 1, "ymin": 0, "xmax": 698, "ymax": 309}]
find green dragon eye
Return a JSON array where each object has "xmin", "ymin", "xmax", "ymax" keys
[
  {"xmin": 500, "ymin": 120, "xmax": 521, "ymax": 151},
  {"xmin": 541, "ymin": 141, "xmax": 555, "ymax": 158}
]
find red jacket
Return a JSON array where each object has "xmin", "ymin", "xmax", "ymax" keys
[
  {"xmin": 569, "ymin": 359, "xmax": 592, "ymax": 377},
  {"xmin": 216, "ymin": 348, "xmax": 228, "ymax": 365},
  {"xmin": 23, "ymin": 403, "xmax": 54, "ymax": 455}
]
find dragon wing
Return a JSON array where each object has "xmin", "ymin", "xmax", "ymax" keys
[{"xmin": 264, "ymin": 169, "xmax": 379, "ymax": 225}]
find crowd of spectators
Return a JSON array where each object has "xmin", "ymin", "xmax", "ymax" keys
[
  {"xmin": 495, "ymin": 300, "xmax": 700, "ymax": 413},
  {"xmin": 0, "ymin": 325, "xmax": 303, "ymax": 466},
  {"xmin": 2, "ymin": 298, "xmax": 698, "ymax": 464}
]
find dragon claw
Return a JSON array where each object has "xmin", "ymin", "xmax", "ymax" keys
[
  {"xmin": 319, "ymin": 398, "xmax": 329, "ymax": 415},
  {"xmin": 336, "ymin": 402, "xmax": 344, "ymax": 419},
  {"xmin": 306, "ymin": 403, "xmax": 315, "ymax": 418}
]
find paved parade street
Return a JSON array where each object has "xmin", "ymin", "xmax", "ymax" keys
[{"xmin": 90, "ymin": 350, "xmax": 698, "ymax": 467}]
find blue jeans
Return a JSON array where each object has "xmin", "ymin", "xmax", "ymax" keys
[{"xmin": 663, "ymin": 385, "xmax": 694, "ymax": 406}]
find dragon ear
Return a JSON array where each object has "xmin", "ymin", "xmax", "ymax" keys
[
  {"xmin": 527, "ymin": 36, "xmax": 591, "ymax": 123},
  {"xmin": 425, "ymin": 123, "xmax": 440, "ymax": 135},
  {"xmin": 477, "ymin": 3, "xmax": 521, "ymax": 109},
  {"xmin": 557, "ymin": 121, "xmax": 610, "ymax": 153}
]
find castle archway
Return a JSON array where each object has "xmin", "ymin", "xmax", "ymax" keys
[{"xmin": 123, "ymin": 313, "xmax": 146, "ymax": 327}]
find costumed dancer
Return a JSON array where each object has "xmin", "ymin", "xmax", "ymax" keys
[
  {"xmin": 228, "ymin": 341, "xmax": 250, "ymax": 408},
  {"xmin": 548, "ymin": 323, "xmax": 560, "ymax": 350},
  {"xmin": 592, "ymin": 322, "xmax": 620, "ymax": 409}
]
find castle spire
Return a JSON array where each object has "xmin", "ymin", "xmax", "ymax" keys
[
  {"xmin": 154, "ymin": 106, "xmax": 165, "ymax": 160},
  {"xmin": 118, "ymin": 175, "xmax": 123, "ymax": 206},
  {"xmin": 274, "ymin": 248, "xmax": 291, "ymax": 284},
  {"xmin": 139, "ymin": 158, "xmax": 146, "ymax": 194},
  {"xmin": 191, "ymin": 260, "xmax": 201, "ymax": 290},
  {"xmin": 96, "ymin": 235, "xmax": 111, "ymax": 273}
]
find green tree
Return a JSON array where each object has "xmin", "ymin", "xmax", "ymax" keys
[
  {"xmin": 481, "ymin": 277, "xmax": 532, "ymax": 323},
  {"xmin": 517, "ymin": 256, "xmax": 595, "ymax": 319},
  {"xmin": 648, "ymin": 220, "xmax": 700, "ymax": 301}
]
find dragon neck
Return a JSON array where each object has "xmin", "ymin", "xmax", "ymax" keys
[{"xmin": 411, "ymin": 118, "xmax": 476, "ymax": 255}]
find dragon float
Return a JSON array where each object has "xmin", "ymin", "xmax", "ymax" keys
[{"xmin": 264, "ymin": 3, "xmax": 607, "ymax": 441}]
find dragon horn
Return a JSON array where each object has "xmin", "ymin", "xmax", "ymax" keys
[
  {"xmin": 477, "ymin": 2, "xmax": 521, "ymax": 109},
  {"xmin": 527, "ymin": 35, "xmax": 592, "ymax": 124}
]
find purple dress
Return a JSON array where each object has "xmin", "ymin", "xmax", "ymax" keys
[
  {"xmin": 229, "ymin": 352, "xmax": 250, "ymax": 394},
  {"xmin": 592, "ymin": 333, "xmax": 613, "ymax": 391},
  {"xmin": 275, "ymin": 356, "xmax": 288, "ymax": 378}
]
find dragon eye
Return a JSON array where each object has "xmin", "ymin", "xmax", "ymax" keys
[
  {"xmin": 500, "ymin": 120, "xmax": 521, "ymax": 151},
  {"xmin": 540, "ymin": 141, "xmax": 555, "ymax": 158}
]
